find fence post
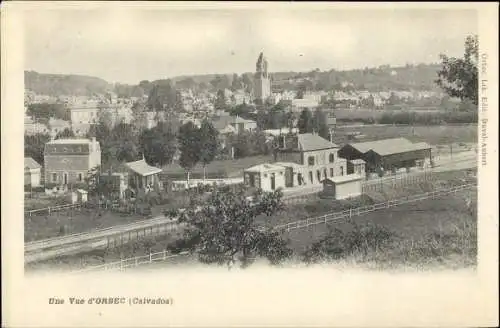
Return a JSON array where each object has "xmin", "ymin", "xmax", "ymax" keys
[
  {"xmin": 149, "ymin": 252, "xmax": 152, "ymax": 263},
  {"xmin": 48, "ymin": 207, "xmax": 51, "ymax": 215},
  {"xmin": 120, "ymin": 258, "xmax": 123, "ymax": 271},
  {"xmin": 135, "ymin": 257, "xmax": 138, "ymax": 266},
  {"xmin": 349, "ymin": 208, "xmax": 352, "ymax": 218},
  {"xmin": 163, "ymin": 249, "xmax": 166, "ymax": 260}
]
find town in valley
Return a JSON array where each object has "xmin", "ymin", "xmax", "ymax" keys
[{"xmin": 23, "ymin": 10, "xmax": 479, "ymax": 273}]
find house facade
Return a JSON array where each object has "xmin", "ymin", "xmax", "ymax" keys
[
  {"xmin": 44, "ymin": 138, "xmax": 101, "ymax": 186},
  {"xmin": 275, "ymin": 133, "xmax": 348, "ymax": 187},
  {"xmin": 24, "ymin": 157, "xmax": 42, "ymax": 187}
]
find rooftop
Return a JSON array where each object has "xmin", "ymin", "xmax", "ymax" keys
[
  {"xmin": 24, "ymin": 157, "xmax": 41, "ymax": 169},
  {"xmin": 347, "ymin": 138, "xmax": 416, "ymax": 154},
  {"xmin": 124, "ymin": 159, "xmax": 162, "ymax": 176},
  {"xmin": 245, "ymin": 163, "xmax": 286, "ymax": 173},
  {"xmin": 47, "ymin": 138, "xmax": 95, "ymax": 145},
  {"xmin": 324, "ymin": 174, "xmax": 363, "ymax": 184},
  {"xmin": 297, "ymin": 133, "xmax": 338, "ymax": 151}
]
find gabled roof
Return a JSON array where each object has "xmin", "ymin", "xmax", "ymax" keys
[
  {"xmin": 347, "ymin": 138, "xmax": 412, "ymax": 154},
  {"xmin": 297, "ymin": 133, "xmax": 338, "ymax": 151},
  {"xmin": 124, "ymin": 159, "xmax": 162, "ymax": 176},
  {"xmin": 245, "ymin": 163, "xmax": 286, "ymax": 173},
  {"xmin": 24, "ymin": 157, "xmax": 41, "ymax": 169},
  {"xmin": 348, "ymin": 138, "xmax": 432, "ymax": 156}
]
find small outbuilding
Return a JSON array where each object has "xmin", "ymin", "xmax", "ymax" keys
[
  {"xmin": 24, "ymin": 157, "xmax": 42, "ymax": 187},
  {"xmin": 244, "ymin": 163, "xmax": 286, "ymax": 192},
  {"xmin": 347, "ymin": 159, "xmax": 366, "ymax": 177},
  {"xmin": 322, "ymin": 174, "xmax": 363, "ymax": 200},
  {"xmin": 124, "ymin": 158, "xmax": 163, "ymax": 192}
]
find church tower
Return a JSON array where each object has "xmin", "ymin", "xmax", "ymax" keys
[{"xmin": 254, "ymin": 52, "xmax": 271, "ymax": 103}]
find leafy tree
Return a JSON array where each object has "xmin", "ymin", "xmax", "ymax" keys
[
  {"xmin": 27, "ymin": 103, "xmax": 69, "ymax": 121},
  {"xmin": 176, "ymin": 186, "xmax": 293, "ymax": 268},
  {"xmin": 111, "ymin": 123, "xmax": 140, "ymax": 163},
  {"xmin": 312, "ymin": 109, "xmax": 329, "ymax": 140},
  {"xmin": 436, "ymin": 35, "xmax": 478, "ymax": 105},
  {"xmin": 24, "ymin": 133, "xmax": 51, "ymax": 165},
  {"xmin": 214, "ymin": 89, "xmax": 227, "ymax": 111},
  {"xmin": 297, "ymin": 109, "xmax": 314, "ymax": 133},
  {"xmin": 139, "ymin": 122, "xmax": 177, "ymax": 166},
  {"xmin": 178, "ymin": 122, "xmax": 202, "ymax": 186},
  {"xmin": 55, "ymin": 128, "xmax": 75, "ymax": 140},
  {"xmin": 231, "ymin": 73, "xmax": 243, "ymax": 91},
  {"xmin": 228, "ymin": 130, "xmax": 271, "ymax": 158},
  {"xmin": 198, "ymin": 120, "xmax": 219, "ymax": 181},
  {"xmin": 130, "ymin": 101, "xmax": 148, "ymax": 132},
  {"xmin": 174, "ymin": 91, "xmax": 185, "ymax": 112}
]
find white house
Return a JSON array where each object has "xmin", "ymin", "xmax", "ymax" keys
[
  {"xmin": 243, "ymin": 163, "xmax": 286, "ymax": 191},
  {"xmin": 24, "ymin": 157, "xmax": 42, "ymax": 187}
]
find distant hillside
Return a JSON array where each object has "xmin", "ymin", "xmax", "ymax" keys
[
  {"xmin": 25, "ymin": 63, "xmax": 444, "ymax": 97},
  {"xmin": 25, "ymin": 71, "xmax": 113, "ymax": 96},
  {"xmin": 163, "ymin": 63, "xmax": 444, "ymax": 92}
]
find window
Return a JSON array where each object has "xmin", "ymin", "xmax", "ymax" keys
[
  {"xmin": 51, "ymin": 173, "xmax": 57, "ymax": 182},
  {"xmin": 316, "ymin": 170, "xmax": 321, "ymax": 182},
  {"xmin": 308, "ymin": 156, "xmax": 315, "ymax": 166},
  {"xmin": 329, "ymin": 153, "xmax": 334, "ymax": 163},
  {"xmin": 340, "ymin": 166, "xmax": 344, "ymax": 176},
  {"xmin": 309, "ymin": 171, "xmax": 313, "ymax": 184},
  {"xmin": 78, "ymin": 173, "xmax": 83, "ymax": 182},
  {"xmin": 330, "ymin": 168, "xmax": 334, "ymax": 177}
]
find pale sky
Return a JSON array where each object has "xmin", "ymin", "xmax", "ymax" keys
[{"xmin": 23, "ymin": 4, "xmax": 478, "ymax": 84}]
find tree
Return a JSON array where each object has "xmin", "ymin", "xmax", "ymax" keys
[
  {"xmin": 297, "ymin": 109, "xmax": 314, "ymax": 133},
  {"xmin": 111, "ymin": 123, "xmax": 140, "ymax": 163},
  {"xmin": 198, "ymin": 120, "xmax": 219, "ymax": 181},
  {"xmin": 24, "ymin": 133, "xmax": 51, "ymax": 165},
  {"xmin": 175, "ymin": 186, "xmax": 293, "ymax": 268},
  {"xmin": 55, "ymin": 128, "xmax": 75, "ymax": 140},
  {"xmin": 231, "ymin": 73, "xmax": 243, "ymax": 91},
  {"xmin": 436, "ymin": 35, "xmax": 478, "ymax": 106},
  {"xmin": 139, "ymin": 122, "xmax": 177, "ymax": 166},
  {"xmin": 214, "ymin": 89, "xmax": 227, "ymax": 112},
  {"xmin": 312, "ymin": 109, "xmax": 329, "ymax": 140},
  {"xmin": 178, "ymin": 122, "xmax": 202, "ymax": 186}
]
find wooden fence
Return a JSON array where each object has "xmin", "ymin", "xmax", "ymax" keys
[
  {"xmin": 275, "ymin": 183, "xmax": 475, "ymax": 233},
  {"xmin": 74, "ymin": 251, "xmax": 190, "ymax": 273},
  {"xmin": 25, "ymin": 203, "xmax": 83, "ymax": 216},
  {"xmin": 71, "ymin": 182, "xmax": 476, "ymax": 273},
  {"xmin": 361, "ymin": 170, "xmax": 433, "ymax": 193}
]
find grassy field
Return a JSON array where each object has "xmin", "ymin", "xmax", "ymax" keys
[
  {"xmin": 24, "ymin": 206, "xmax": 150, "ymax": 242},
  {"xmin": 334, "ymin": 124, "xmax": 477, "ymax": 146},
  {"xmin": 161, "ymin": 155, "xmax": 273, "ymax": 179},
  {"xmin": 286, "ymin": 189, "xmax": 477, "ymax": 270}
]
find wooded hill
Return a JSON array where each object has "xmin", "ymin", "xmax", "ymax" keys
[{"xmin": 25, "ymin": 63, "xmax": 443, "ymax": 97}]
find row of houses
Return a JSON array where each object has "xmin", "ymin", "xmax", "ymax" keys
[{"xmin": 25, "ymin": 132, "xmax": 432, "ymax": 202}]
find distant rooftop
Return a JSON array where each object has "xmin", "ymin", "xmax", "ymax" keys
[{"xmin": 47, "ymin": 138, "xmax": 94, "ymax": 144}]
